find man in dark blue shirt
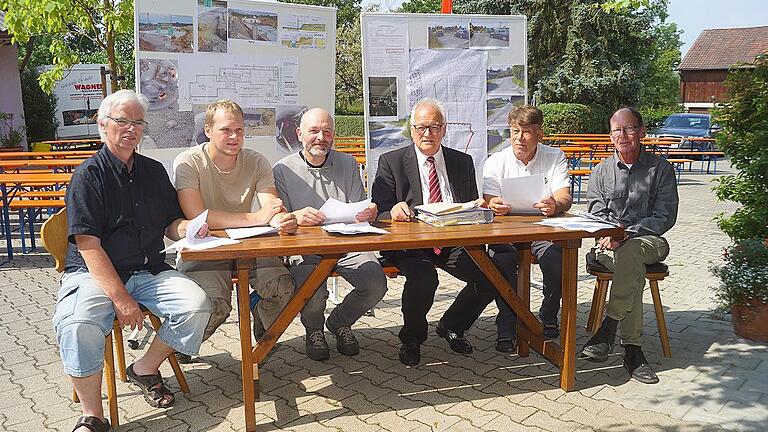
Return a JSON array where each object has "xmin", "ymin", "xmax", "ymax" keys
[{"xmin": 53, "ymin": 89, "xmax": 211, "ymax": 432}]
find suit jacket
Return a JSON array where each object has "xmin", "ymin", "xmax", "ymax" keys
[{"xmin": 371, "ymin": 145, "xmax": 478, "ymax": 219}]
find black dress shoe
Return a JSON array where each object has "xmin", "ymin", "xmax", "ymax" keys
[
  {"xmin": 174, "ymin": 352, "xmax": 192, "ymax": 364},
  {"xmin": 623, "ymin": 347, "xmax": 659, "ymax": 384},
  {"xmin": 495, "ymin": 337, "xmax": 516, "ymax": 353},
  {"xmin": 580, "ymin": 325, "xmax": 615, "ymax": 362},
  {"xmin": 399, "ymin": 343, "xmax": 421, "ymax": 366},
  {"xmin": 436, "ymin": 321, "xmax": 473, "ymax": 354}
]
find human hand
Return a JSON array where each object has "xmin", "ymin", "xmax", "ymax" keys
[
  {"xmin": 391, "ymin": 201, "xmax": 413, "ymax": 222},
  {"xmin": 113, "ymin": 295, "xmax": 143, "ymax": 331},
  {"xmin": 533, "ymin": 195, "xmax": 557, "ymax": 217},
  {"xmin": 294, "ymin": 206, "xmax": 325, "ymax": 226},
  {"xmin": 355, "ymin": 203, "xmax": 378, "ymax": 223},
  {"xmin": 274, "ymin": 213, "xmax": 298, "ymax": 234},
  {"xmin": 597, "ymin": 236, "xmax": 620, "ymax": 251},
  {"xmin": 488, "ymin": 196, "xmax": 510, "ymax": 216}
]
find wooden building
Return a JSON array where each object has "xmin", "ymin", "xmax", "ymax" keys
[{"xmin": 678, "ymin": 26, "xmax": 768, "ymax": 113}]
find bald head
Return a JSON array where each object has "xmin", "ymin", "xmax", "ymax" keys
[
  {"xmin": 300, "ymin": 108, "xmax": 335, "ymax": 131},
  {"xmin": 297, "ymin": 107, "xmax": 335, "ymax": 165}
]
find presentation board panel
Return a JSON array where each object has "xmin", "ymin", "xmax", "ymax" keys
[
  {"xmin": 134, "ymin": 0, "xmax": 336, "ymax": 175},
  {"xmin": 361, "ymin": 12, "xmax": 527, "ymax": 192}
]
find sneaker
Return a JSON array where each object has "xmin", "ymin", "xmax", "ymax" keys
[
  {"xmin": 305, "ymin": 329, "xmax": 330, "ymax": 361},
  {"xmin": 326, "ymin": 322, "xmax": 360, "ymax": 356}
]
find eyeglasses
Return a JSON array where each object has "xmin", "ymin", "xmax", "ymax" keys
[
  {"xmin": 107, "ymin": 116, "xmax": 148, "ymax": 128},
  {"xmin": 411, "ymin": 123, "xmax": 444, "ymax": 135},
  {"xmin": 610, "ymin": 125, "xmax": 641, "ymax": 137}
]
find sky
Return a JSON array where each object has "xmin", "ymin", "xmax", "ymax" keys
[{"xmin": 364, "ymin": 0, "xmax": 768, "ymax": 57}]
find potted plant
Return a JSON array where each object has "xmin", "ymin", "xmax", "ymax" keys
[
  {"xmin": 0, "ymin": 112, "xmax": 26, "ymax": 150},
  {"xmin": 711, "ymin": 51, "xmax": 768, "ymax": 341},
  {"xmin": 711, "ymin": 239, "xmax": 768, "ymax": 341}
]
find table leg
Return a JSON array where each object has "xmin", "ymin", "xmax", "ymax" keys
[
  {"xmin": 516, "ymin": 243, "xmax": 532, "ymax": 357},
  {"xmin": 234, "ymin": 259, "xmax": 258, "ymax": 432},
  {"xmin": 559, "ymin": 239, "xmax": 581, "ymax": 391},
  {"xmin": 253, "ymin": 254, "xmax": 341, "ymax": 363},
  {"xmin": 1, "ymin": 184, "xmax": 12, "ymax": 261}
]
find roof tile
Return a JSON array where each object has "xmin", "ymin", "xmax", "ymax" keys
[{"xmin": 678, "ymin": 26, "xmax": 768, "ymax": 70}]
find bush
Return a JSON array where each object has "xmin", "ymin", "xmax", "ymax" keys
[
  {"xmin": 712, "ymin": 52, "xmax": 768, "ymax": 241},
  {"xmin": 335, "ymin": 115, "xmax": 364, "ymax": 137},
  {"xmin": 539, "ymin": 103, "xmax": 607, "ymax": 134},
  {"xmin": 710, "ymin": 238, "xmax": 768, "ymax": 310},
  {"xmin": 21, "ymin": 69, "xmax": 58, "ymax": 143}
]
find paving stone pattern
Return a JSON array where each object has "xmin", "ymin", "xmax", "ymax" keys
[{"xmin": 1, "ymin": 159, "xmax": 765, "ymax": 431}]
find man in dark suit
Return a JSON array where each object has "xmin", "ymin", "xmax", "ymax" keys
[{"xmin": 371, "ymin": 98, "xmax": 498, "ymax": 366}]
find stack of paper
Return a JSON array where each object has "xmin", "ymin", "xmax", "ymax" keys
[
  {"xmin": 414, "ymin": 201, "xmax": 493, "ymax": 227},
  {"xmin": 162, "ymin": 210, "xmax": 241, "ymax": 252},
  {"xmin": 535, "ymin": 211, "xmax": 618, "ymax": 233}
]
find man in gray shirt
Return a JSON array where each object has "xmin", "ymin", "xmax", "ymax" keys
[
  {"xmin": 273, "ymin": 108, "xmax": 387, "ymax": 361},
  {"xmin": 581, "ymin": 107, "xmax": 679, "ymax": 384}
]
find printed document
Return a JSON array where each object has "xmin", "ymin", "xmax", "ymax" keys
[
  {"xmin": 322, "ymin": 222, "xmax": 389, "ymax": 235},
  {"xmin": 319, "ymin": 198, "xmax": 372, "ymax": 224},
  {"xmin": 500, "ymin": 174, "xmax": 547, "ymax": 214},
  {"xmin": 225, "ymin": 226, "xmax": 277, "ymax": 240}
]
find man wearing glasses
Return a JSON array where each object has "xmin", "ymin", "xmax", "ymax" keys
[
  {"xmin": 54, "ymin": 90, "xmax": 211, "ymax": 431},
  {"xmin": 482, "ymin": 105, "xmax": 572, "ymax": 353},
  {"xmin": 371, "ymin": 98, "xmax": 498, "ymax": 366},
  {"xmin": 173, "ymin": 99, "xmax": 297, "ymax": 363},
  {"xmin": 272, "ymin": 108, "xmax": 387, "ymax": 361},
  {"xmin": 581, "ymin": 107, "xmax": 678, "ymax": 384}
]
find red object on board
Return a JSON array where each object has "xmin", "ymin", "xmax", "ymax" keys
[{"xmin": 441, "ymin": 0, "xmax": 452, "ymax": 14}]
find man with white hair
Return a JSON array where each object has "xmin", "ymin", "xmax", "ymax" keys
[
  {"xmin": 54, "ymin": 89, "xmax": 211, "ymax": 432},
  {"xmin": 371, "ymin": 98, "xmax": 498, "ymax": 367},
  {"xmin": 273, "ymin": 108, "xmax": 387, "ymax": 361}
]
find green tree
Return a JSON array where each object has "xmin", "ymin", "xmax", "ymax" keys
[
  {"xmin": 399, "ymin": 0, "xmax": 441, "ymax": 13},
  {"xmin": 336, "ymin": 18, "xmax": 363, "ymax": 113},
  {"xmin": 21, "ymin": 68, "xmax": 58, "ymax": 142},
  {"xmin": 454, "ymin": 0, "xmax": 680, "ymax": 111},
  {"xmin": 638, "ymin": 21, "xmax": 682, "ymax": 108},
  {"xmin": 1, "ymin": 0, "xmax": 133, "ymax": 93},
  {"xmin": 712, "ymin": 52, "xmax": 768, "ymax": 241}
]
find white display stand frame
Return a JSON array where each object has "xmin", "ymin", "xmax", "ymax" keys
[{"xmin": 361, "ymin": 12, "xmax": 527, "ymax": 192}]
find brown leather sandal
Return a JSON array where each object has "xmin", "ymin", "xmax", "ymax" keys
[
  {"xmin": 72, "ymin": 415, "xmax": 110, "ymax": 432},
  {"xmin": 126, "ymin": 364, "xmax": 175, "ymax": 408}
]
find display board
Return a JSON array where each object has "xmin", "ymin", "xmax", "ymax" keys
[
  {"xmin": 361, "ymin": 12, "xmax": 527, "ymax": 192},
  {"xmin": 134, "ymin": 0, "xmax": 336, "ymax": 174}
]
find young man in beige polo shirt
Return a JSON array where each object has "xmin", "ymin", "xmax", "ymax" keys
[{"xmin": 173, "ymin": 99, "xmax": 297, "ymax": 362}]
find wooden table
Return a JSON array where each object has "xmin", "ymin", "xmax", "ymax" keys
[
  {"xmin": 0, "ymin": 172, "xmax": 72, "ymax": 261},
  {"xmin": 0, "ymin": 150, "xmax": 96, "ymax": 159},
  {"xmin": 0, "ymin": 159, "xmax": 87, "ymax": 172},
  {"xmin": 181, "ymin": 216, "xmax": 621, "ymax": 431}
]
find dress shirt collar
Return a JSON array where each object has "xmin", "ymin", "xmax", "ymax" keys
[{"xmin": 414, "ymin": 144, "xmax": 446, "ymax": 171}]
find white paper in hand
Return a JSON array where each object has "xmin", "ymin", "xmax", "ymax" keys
[
  {"xmin": 500, "ymin": 174, "xmax": 547, "ymax": 214},
  {"xmin": 225, "ymin": 226, "xmax": 278, "ymax": 240},
  {"xmin": 162, "ymin": 209, "xmax": 241, "ymax": 252},
  {"xmin": 318, "ymin": 198, "xmax": 372, "ymax": 224}
]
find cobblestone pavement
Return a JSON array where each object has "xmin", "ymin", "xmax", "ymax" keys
[{"xmin": 1, "ymin": 159, "xmax": 766, "ymax": 431}]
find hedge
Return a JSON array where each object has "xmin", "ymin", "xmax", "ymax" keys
[
  {"xmin": 335, "ymin": 115, "xmax": 365, "ymax": 137},
  {"xmin": 539, "ymin": 103, "xmax": 608, "ymax": 134}
]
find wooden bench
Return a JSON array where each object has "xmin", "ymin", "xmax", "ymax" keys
[
  {"xmin": 568, "ymin": 169, "xmax": 592, "ymax": 203},
  {"xmin": 1, "ymin": 198, "xmax": 66, "ymax": 253}
]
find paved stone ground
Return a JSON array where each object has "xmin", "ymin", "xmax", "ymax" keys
[{"xmin": 1, "ymin": 158, "xmax": 766, "ymax": 431}]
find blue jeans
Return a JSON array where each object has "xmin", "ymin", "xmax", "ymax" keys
[{"xmin": 52, "ymin": 269, "xmax": 211, "ymax": 377}]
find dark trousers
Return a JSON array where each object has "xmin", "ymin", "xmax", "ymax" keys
[
  {"xmin": 491, "ymin": 241, "xmax": 563, "ymax": 340},
  {"xmin": 383, "ymin": 247, "xmax": 498, "ymax": 345}
]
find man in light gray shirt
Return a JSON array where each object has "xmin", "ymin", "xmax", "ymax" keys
[
  {"xmin": 273, "ymin": 108, "xmax": 387, "ymax": 361},
  {"xmin": 581, "ymin": 107, "xmax": 678, "ymax": 384}
]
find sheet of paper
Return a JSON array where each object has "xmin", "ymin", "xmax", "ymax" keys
[
  {"xmin": 321, "ymin": 222, "xmax": 389, "ymax": 235},
  {"xmin": 225, "ymin": 226, "xmax": 278, "ymax": 240},
  {"xmin": 500, "ymin": 174, "xmax": 547, "ymax": 214},
  {"xmin": 186, "ymin": 209, "xmax": 209, "ymax": 243},
  {"xmin": 536, "ymin": 216, "xmax": 615, "ymax": 233},
  {"xmin": 319, "ymin": 198, "xmax": 372, "ymax": 224},
  {"xmin": 162, "ymin": 236, "xmax": 240, "ymax": 253}
]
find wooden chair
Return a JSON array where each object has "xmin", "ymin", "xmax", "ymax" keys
[
  {"xmin": 40, "ymin": 208, "xmax": 189, "ymax": 427},
  {"xmin": 585, "ymin": 254, "xmax": 672, "ymax": 358}
]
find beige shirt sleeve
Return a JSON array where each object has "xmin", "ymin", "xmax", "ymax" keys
[
  {"xmin": 173, "ymin": 151, "xmax": 201, "ymax": 191},
  {"xmin": 254, "ymin": 154, "xmax": 276, "ymax": 192}
]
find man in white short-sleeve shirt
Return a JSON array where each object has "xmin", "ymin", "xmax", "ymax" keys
[{"xmin": 482, "ymin": 105, "xmax": 573, "ymax": 353}]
